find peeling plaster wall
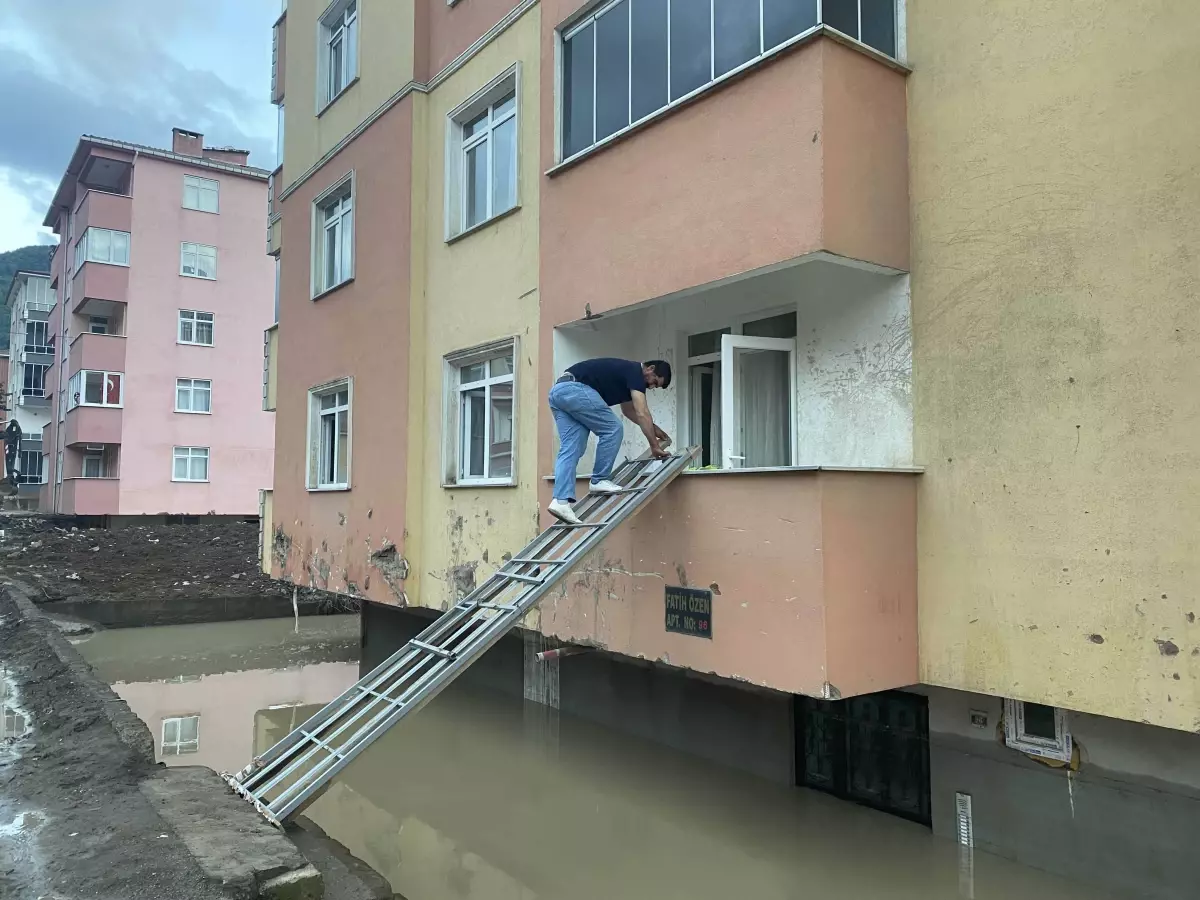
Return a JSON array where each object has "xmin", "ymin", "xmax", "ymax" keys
[
  {"xmin": 553, "ymin": 260, "xmax": 912, "ymax": 471},
  {"xmin": 910, "ymin": 0, "xmax": 1200, "ymax": 730}
]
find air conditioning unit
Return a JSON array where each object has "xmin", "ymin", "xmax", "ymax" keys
[{"xmin": 84, "ymin": 444, "xmax": 105, "ymax": 452}]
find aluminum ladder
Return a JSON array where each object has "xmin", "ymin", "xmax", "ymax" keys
[{"xmin": 222, "ymin": 449, "xmax": 697, "ymax": 826}]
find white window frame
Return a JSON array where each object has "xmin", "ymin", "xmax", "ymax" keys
[
  {"xmin": 67, "ymin": 370, "xmax": 125, "ymax": 410},
  {"xmin": 445, "ymin": 65, "xmax": 521, "ymax": 240},
  {"xmin": 307, "ymin": 378, "xmax": 352, "ymax": 491},
  {"xmin": 719, "ymin": 334, "xmax": 797, "ymax": 470},
  {"xmin": 318, "ymin": 0, "xmax": 359, "ymax": 111},
  {"xmin": 82, "ymin": 451, "xmax": 105, "ymax": 479},
  {"xmin": 442, "ymin": 338, "xmax": 518, "ymax": 487},
  {"xmin": 17, "ymin": 450, "xmax": 44, "ymax": 485},
  {"xmin": 556, "ymin": 0, "xmax": 903, "ymax": 163},
  {"xmin": 74, "ymin": 227, "xmax": 131, "ymax": 272},
  {"xmin": 182, "ymin": 174, "xmax": 220, "ymax": 213},
  {"xmin": 172, "ymin": 446, "xmax": 211, "ymax": 483},
  {"xmin": 180, "ymin": 242, "xmax": 218, "ymax": 280},
  {"xmin": 311, "ymin": 175, "xmax": 355, "ymax": 297},
  {"xmin": 89, "ymin": 316, "xmax": 110, "ymax": 335},
  {"xmin": 161, "ymin": 715, "xmax": 200, "ymax": 755},
  {"xmin": 178, "ymin": 310, "xmax": 215, "ymax": 346},
  {"xmin": 175, "ymin": 378, "xmax": 213, "ymax": 414},
  {"xmin": 25, "ymin": 320, "xmax": 51, "ymax": 354},
  {"xmin": 1004, "ymin": 699, "xmax": 1072, "ymax": 763}
]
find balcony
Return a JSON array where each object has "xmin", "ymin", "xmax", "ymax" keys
[
  {"xmin": 75, "ymin": 189, "xmax": 132, "ymax": 236},
  {"xmin": 60, "ymin": 477, "xmax": 120, "ymax": 515},
  {"xmin": 540, "ymin": 30, "xmax": 908, "ymax": 325},
  {"xmin": 18, "ymin": 392, "xmax": 50, "ymax": 410},
  {"xmin": 64, "ymin": 406, "xmax": 123, "ymax": 447},
  {"xmin": 71, "ymin": 262, "xmax": 129, "ymax": 314},
  {"xmin": 271, "ymin": 13, "xmax": 286, "ymax": 104},
  {"xmin": 21, "ymin": 346, "xmax": 54, "ymax": 367},
  {"xmin": 540, "ymin": 468, "xmax": 917, "ymax": 699},
  {"xmin": 69, "ymin": 333, "xmax": 127, "ymax": 376}
]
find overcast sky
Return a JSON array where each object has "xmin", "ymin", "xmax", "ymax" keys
[{"xmin": 0, "ymin": 0, "xmax": 280, "ymax": 252}]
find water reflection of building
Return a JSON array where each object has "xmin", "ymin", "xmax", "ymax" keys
[{"xmin": 78, "ymin": 617, "xmax": 359, "ymax": 773}]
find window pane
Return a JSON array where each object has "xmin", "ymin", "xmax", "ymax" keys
[
  {"xmin": 174, "ymin": 456, "xmax": 189, "ymax": 480},
  {"xmin": 184, "ymin": 183, "xmax": 199, "ymax": 208},
  {"xmin": 763, "ymin": 0, "xmax": 817, "ymax": 50},
  {"xmin": 105, "ymin": 374, "xmax": 121, "ymax": 405},
  {"xmin": 113, "ymin": 232, "xmax": 129, "ymax": 264},
  {"xmin": 489, "ymin": 354, "xmax": 514, "ymax": 378},
  {"xmin": 191, "ymin": 453, "xmax": 208, "ymax": 481},
  {"xmin": 197, "ymin": 320, "xmax": 213, "ymax": 345},
  {"xmin": 733, "ymin": 346, "xmax": 791, "ymax": 468},
  {"xmin": 179, "ymin": 717, "xmax": 199, "ymax": 742},
  {"xmin": 336, "ymin": 409, "xmax": 349, "ymax": 483},
  {"xmin": 822, "ymin": 0, "xmax": 859, "ymax": 39},
  {"xmin": 91, "ymin": 229, "xmax": 111, "ymax": 262},
  {"xmin": 714, "ymin": 0, "xmax": 759, "ymax": 77},
  {"xmin": 491, "ymin": 117, "xmax": 517, "ymax": 216},
  {"xmin": 465, "ymin": 141, "xmax": 488, "ymax": 228},
  {"xmin": 860, "ymin": 0, "xmax": 895, "ymax": 56},
  {"xmin": 325, "ymin": 223, "xmax": 339, "ymax": 287},
  {"xmin": 463, "ymin": 109, "xmax": 488, "ymax": 140},
  {"xmin": 687, "ymin": 327, "xmax": 730, "ymax": 357},
  {"xmin": 195, "ymin": 384, "xmax": 211, "ymax": 413},
  {"xmin": 197, "ymin": 246, "xmax": 215, "ymax": 278},
  {"xmin": 493, "ymin": 91, "xmax": 516, "ymax": 120},
  {"xmin": 320, "ymin": 414, "xmax": 335, "ymax": 483},
  {"xmin": 668, "ymin": 0, "xmax": 711, "ymax": 100},
  {"xmin": 461, "ymin": 362, "xmax": 486, "ymax": 384},
  {"xmin": 177, "ymin": 382, "xmax": 189, "ymax": 409},
  {"xmin": 180, "ymin": 316, "xmax": 194, "ymax": 342},
  {"xmin": 340, "ymin": 211, "xmax": 353, "ymax": 278},
  {"xmin": 562, "ymin": 24, "xmax": 595, "ymax": 157},
  {"xmin": 1023, "ymin": 703, "xmax": 1058, "ymax": 741},
  {"xmin": 743, "ymin": 312, "xmax": 797, "ymax": 338},
  {"xmin": 84, "ymin": 371, "xmax": 104, "ymax": 404},
  {"xmin": 330, "ymin": 34, "xmax": 344, "ymax": 95},
  {"xmin": 164, "ymin": 719, "xmax": 179, "ymax": 744},
  {"xmin": 595, "ymin": 0, "xmax": 629, "ymax": 141},
  {"xmin": 630, "ymin": 0, "xmax": 668, "ymax": 121},
  {"xmin": 465, "ymin": 390, "xmax": 486, "ymax": 477},
  {"xmin": 320, "ymin": 392, "xmax": 336, "ymax": 410},
  {"xmin": 336, "ymin": 389, "xmax": 348, "ymax": 407},
  {"xmin": 489, "ymin": 382, "xmax": 513, "ymax": 479},
  {"xmin": 344, "ymin": 15, "xmax": 357, "ymax": 79}
]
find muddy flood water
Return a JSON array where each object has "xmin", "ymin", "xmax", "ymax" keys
[{"xmin": 74, "ymin": 617, "xmax": 1115, "ymax": 900}]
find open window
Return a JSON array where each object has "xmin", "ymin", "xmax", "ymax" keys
[{"xmin": 686, "ymin": 311, "xmax": 797, "ymax": 469}]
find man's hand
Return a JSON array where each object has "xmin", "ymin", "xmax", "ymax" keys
[
  {"xmin": 653, "ymin": 425, "xmax": 671, "ymax": 448},
  {"xmin": 650, "ymin": 444, "xmax": 671, "ymax": 460}
]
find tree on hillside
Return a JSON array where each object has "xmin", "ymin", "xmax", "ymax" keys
[{"xmin": 0, "ymin": 244, "xmax": 56, "ymax": 352}]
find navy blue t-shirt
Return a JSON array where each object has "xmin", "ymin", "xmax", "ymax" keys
[{"xmin": 566, "ymin": 358, "xmax": 645, "ymax": 407}]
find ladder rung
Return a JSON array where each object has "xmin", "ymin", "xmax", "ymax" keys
[
  {"xmin": 508, "ymin": 557, "xmax": 566, "ymax": 565},
  {"xmin": 300, "ymin": 729, "xmax": 347, "ymax": 761},
  {"xmin": 475, "ymin": 602, "xmax": 521, "ymax": 612},
  {"xmin": 410, "ymin": 639, "xmax": 456, "ymax": 660},
  {"xmin": 552, "ymin": 521, "xmax": 605, "ymax": 529},
  {"xmin": 589, "ymin": 487, "xmax": 643, "ymax": 495},
  {"xmin": 502, "ymin": 571, "xmax": 544, "ymax": 585}
]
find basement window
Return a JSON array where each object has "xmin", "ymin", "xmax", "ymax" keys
[
  {"xmin": 1004, "ymin": 699, "xmax": 1072, "ymax": 762},
  {"xmin": 444, "ymin": 339, "xmax": 516, "ymax": 486},
  {"xmin": 161, "ymin": 715, "xmax": 200, "ymax": 755}
]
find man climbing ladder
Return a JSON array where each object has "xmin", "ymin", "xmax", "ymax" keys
[{"xmin": 547, "ymin": 357, "xmax": 673, "ymax": 525}]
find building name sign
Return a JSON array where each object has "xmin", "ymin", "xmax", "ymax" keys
[{"xmin": 664, "ymin": 586, "xmax": 712, "ymax": 639}]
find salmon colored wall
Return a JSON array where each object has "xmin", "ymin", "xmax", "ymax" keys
[
  {"xmin": 417, "ymin": 0, "xmax": 523, "ymax": 80},
  {"xmin": 71, "ymin": 263, "xmax": 129, "ymax": 312},
  {"xmin": 822, "ymin": 40, "xmax": 909, "ymax": 272},
  {"xmin": 68, "ymin": 333, "xmax": 126, "ymax": 375},
  {"xmin": 538, "ymin": 470, "xmax": 918, "ymax": 698},
  {"xmin": 76, "ymin": 189, "xmax": 132, "ymax": 235},
  {"xmin": 272, "ymin": 100, "xmax": 415, "ymax": 604},
  {"xmin": 63, "ymin": 407, "xmax": 123, "ymax": 446}
]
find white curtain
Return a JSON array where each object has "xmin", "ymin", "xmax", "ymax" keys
[{"xmin": 736, "ymin": 349, "xmax": 790, "ymax": 467}]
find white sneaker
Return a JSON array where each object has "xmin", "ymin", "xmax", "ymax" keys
[
  {"xmin": 547, "ymin": 499, "xmax": 582, "ymax": 525},
  {"xmin": 589, "ymin": 479, "xmax": 624, "ymax": 495}
]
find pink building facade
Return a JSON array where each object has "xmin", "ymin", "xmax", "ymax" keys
[{"xmin": 41, "ymin": 129, "xmax": 275, "ymax": 517}]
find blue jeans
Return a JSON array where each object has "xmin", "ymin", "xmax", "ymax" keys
[{"xmin": 549, "ymin": 381, "xmax": 623, "ymax": 501}]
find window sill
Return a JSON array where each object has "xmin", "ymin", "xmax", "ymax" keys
[
  {"xmin": 171, "ymin": 479, "xmax": 211, "ymax": 484},
  {"xmin": 174, "ymin": 410, "xmax": 212, "ymax": 415},
  {"xmin": 545, "ymin": 26, "xmax": 910, "ymax": 179},
  {"xmin": 443, "ymin": 479, "xmax": 518, "ymax": 490},
  {"xmin": 318, "ymin": 77, "xmax": 360, "ymax": 118},
  {"xmin": 307, "ymin": 485, "xmax": 350, "ymax": 493},
  {"xmin": 182, "ymin": 206, "xmax": 219, "ymax": 215},
  {"xmin": 312, "ymin": 276, "xmax": 354, "ymax": 301},
  {"xmin": 177, "ymin": 341, "xmax": 215, "ymax": 348},
  {"xmin": 540, "ymin": 464, "xmax": 924, "ymax": 480},
  {"xmin": 445, "ymin": 204, "xmax": 522, "ymax": 245},
  {"xmin": 180, "ymin": 273, "xmax": 217, "ymax": 281}
]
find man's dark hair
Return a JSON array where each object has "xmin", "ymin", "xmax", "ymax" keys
[{"xmin": 644, "ymin": 359, "xmax": 672, "ymax": 389}]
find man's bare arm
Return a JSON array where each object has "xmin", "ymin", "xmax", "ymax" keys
[{"xmin": 626, "ymin": 392, "xmax": 669, "ymax": 457}]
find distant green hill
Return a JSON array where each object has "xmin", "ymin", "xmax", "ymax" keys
[{"xmin": 0, "ymin": 245, "xmax": 55, "ymax": 351}]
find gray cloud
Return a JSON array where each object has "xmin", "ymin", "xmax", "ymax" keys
[{"xmin": 0, "ymin": 0, "xmax": 276, "ymax": 225}]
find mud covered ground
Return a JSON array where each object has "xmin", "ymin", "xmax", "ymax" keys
[{"xmin": 0, "ymin": 515, "xmax": 291, "ymax": 605}]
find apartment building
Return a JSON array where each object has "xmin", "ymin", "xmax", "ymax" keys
[
  {"xmin": 263, "ymin": 2, "xmax": 1200, "ymax": 895},
  {"xmin": 40, "ymin": 129, "xmax": 276, "ymax": 518},
  {"xmin": 4, "ymin": 271, "xmax": 56, "ymax": 506}
]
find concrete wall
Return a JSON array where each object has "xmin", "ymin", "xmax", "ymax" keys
[
  {"xmin": 909, "ymin": 0, "xmax": 1200, "ymax": 729},
  {"xmin": 119, "ymin": 156, "xmax": 275, "ymax": 516},
  {"xmin": 280, "ymin": 0, "xmax": 416, "ymax": 187},
  {"xmin": 403, "ymin": 6, "xmax": 542, "ymax": 615},
  {"xmin": 913, "ymin": 685, "xmax": 1200, "ymax": 900}
]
